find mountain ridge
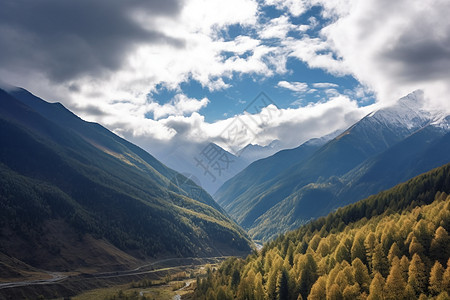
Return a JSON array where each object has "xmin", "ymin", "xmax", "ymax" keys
[
  {"xmin": 0, "ymin": 87, "xmax": 252, "ymax": 276},
  {"xmin": 215, "ymin": 91, "xmax": 450, "ymax": 241}
]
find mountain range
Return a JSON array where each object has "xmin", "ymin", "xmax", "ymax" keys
[
  {"xmin": 0, "ymin": 87, "xmax": 252, "ymax": 276},
  {"xmin": 215, "ymin": 91, "xmax": 450, "ymax": 241},
  {"xmin": 195, "ymin": 158, "xmax": 450, "ymax": 299},
  {"xmin": 153, "ymin": 138, "xmax": 283, "ymax": 195}
]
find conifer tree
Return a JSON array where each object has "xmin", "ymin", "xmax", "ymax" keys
[
  {"xmin": 384, "ymin": 259, "xmax": 407, "ymax": 300},
  {"xmin": 365, "ymin": 232, "xmax": 377, "ymax": 271},
  {"xmin": 443, "ymin": 258, "xmax": 450, "ymax": 293},
  {"xmin": 408, "ymin": 253, "xmax": 427, "ymax": 296},
  {"xmin": 372, "ymin": 242, "xmax": 389, "ymax": 277},
  {"xmin": 267, "ymin": 268, "xmax": 279, "ymax": 300},
  {"xmin": 430, "ymin": 261, "xmax": 445, "ymax": 296},
  {"xmin": 351, "ymin": 232, "xmax": 367, "ymax": 264},
  {"xmin": 327, "ymin": 283, "xmax": 343, "ymax": 300},
  {"xmin": 336, "ymin": 242, "xmax": 350, "ymax": 263},
  {"xmin": 367, "ymin": 272, "xmax": 384, "ymax": 300},
  {"xmin": 399, "ymin": 255, "xmax": 410, "ymax": 282},
  {"xmin": 352, "ymin": 258, "xmax": 370, "ymax": 293},
  {"xmin": 342, "ymin": 283, "xmax": 360, "ymax": 300},
  {"xmin": 405, "ymin": 284, "xmax": 417, "ymax": 300},
  {"xmin": 298, "ymin": 254, "xmax": 318, "ymax": 300},
  {"xmin": 431, "ymin": 227, "xmax": 450, "ymax": 265},
  {"xmin": 307, "ymin": 276, "xmax": 326, "ymax": 300},
  {"xmin": 276, "ymin": 269, "xmax": 289, "ymax": 300},
  {"xmin": 254, "ymin": 272, "xmax": 265, "ymax": 300},
  {"xmin": 387, "ymin": 242, "xmax": 401, "ymax": 264}
]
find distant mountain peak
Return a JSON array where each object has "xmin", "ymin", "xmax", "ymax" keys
[
  {"xmin": 397, "ymin": 89, "xmax": 425, "ymax": 109},
  {"xmin": 431, "ymin": 115, "xmax": 450, "ymax": 131},
  {"xmin": 364, "ymin": 90, "xmax": 431, "ymax": 131}
]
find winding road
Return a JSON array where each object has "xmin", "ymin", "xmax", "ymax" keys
[{"xmin": 0, "ymin": 256, "xmax": 225, "ymax": 291}]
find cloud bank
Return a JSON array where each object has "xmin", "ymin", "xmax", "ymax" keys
[{"xmin": 0, "ymin": 0, "xmax": 449, "ymax": 157}]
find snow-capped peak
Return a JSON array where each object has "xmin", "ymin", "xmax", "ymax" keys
[
  {"xmin": 366, "ymin": 90, "xmax": 431, "ymax": 130},
  {"xmin": 430, "ymin": 114, "xmax": 450, "ymax": 131}
]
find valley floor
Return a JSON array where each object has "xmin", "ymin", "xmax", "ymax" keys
[{"xmin": 0, "ymin": 257, "xmax": 225, "ymax": 300}]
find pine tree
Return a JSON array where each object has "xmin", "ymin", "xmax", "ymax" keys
[
  {"xmin": 387, "ymin": 242, "xmax": 401, "ymax": 264},
  {"xmin": 431, "ymin": 226, "xmax": 450, "ymax": 265},
  {"xmin": 430, "ymin": 261, "xmax": 445, "ymax": 296},
  {"xmin": 367, "ymin": 272, "xmax": 384, "ymax": 300},
  {"xmin": 409, "ymin": 236, "xmax": 425, "ymax": 257},
  {"xmin": 372, "ymin": 242, "xmax": 389, "ymax": 277},
  {"xmin": 405, "ymin": 284, "xmax": 417, "ymax": 300},
  {"xmin": 351, "ymin": 232, "xmax": 367, "ymax": 264},
  {"xmin": 237, "ymin": 269, "xmax": 255, "ymax": 300},
  {"xmin": 298, "ymin": 254, "xmax": 318, "ymax": 300},
  {"xmin": 316, "ymin": 239, "xmax": 330, "ymax": 257},
  {"xmin": 307, "ymin": 276, "xmax": 326, "ymax": 300},
  {"xmin": 276, "ymin": 269, "xmax": 289, "ymax": 300},
  {"xmin": 336, "ymin": 242, "xmax": 350, "ymax": 263},
  {"xmin": 231, "ymin": 269, "xmax": 241, "ymax": 291},
  {"xmin": 267, "ymin": 268, "xmax": 279, "ymax": 300},
  {"xmin": 254, "ymin": 272, "xmax": 265, "ymax": 300},
  {"xmin": 365, "ymin": 232, "xmax": 377, "ymax": 271},
  {"xmin": 408, "ymin": 253, "xmax": 427, "ymax": 296},
  {"xmin": 352, "ymin": 258, "xmax": 370, "ymax": 294},
  {"xmin": 443, "ymin": 258, "xmax": 450, "ymax": 294},
  {"xmin": 327, "ymin": 283, "xmax": 343, "ymax": 300},
  {"xmin": 216, "ymin": 286, "xmax": 233, "ymax": 300},
  {"xmin": 384, "ymin": 259, "xmax": 407, "ymax": 300},
  {"xmin": 342, "ymin": 283, "xmax": 360, "ymax": 300},
  {"xmin": 399, "ymin": 255, "xmax": 410, "ymax": 282}
]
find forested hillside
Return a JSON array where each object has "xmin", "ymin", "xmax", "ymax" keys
[
  {"xmin": 215, "ymin": 92, "xmax": 450, "ymax": 242},
  {"xmin": 195, "ymin": 163, "xmax": 450, "ymax": 299},
  {"xmin": 0, "ymin": 88, "xmax": 251, "ymax": 274}
]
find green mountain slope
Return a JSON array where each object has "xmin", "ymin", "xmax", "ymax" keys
[
  {"xmin": 195, "ymin": 163, "xmax": 450, "ymax": 299},
  {"xmin": 216, "ymin": 106, "xmax": 425, "ymax": 230},
  {"xmin": 249, "ymin": 125, "xmax": 450, "ymax": 240},
  {"xmin": 215, "ymin": 92, "xmax": 450, "ymax": 241},
  {"xmin": 0, "ymin": 88, "xmax": 251, "ymax": 273},
  {"xmin": 215, "ymin": 139, "xmax": 322, "ymax": 221}
]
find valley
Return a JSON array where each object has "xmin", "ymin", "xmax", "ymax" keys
[
  {"xmin": 0, "ymin": 257, "xmax": 225, "ymax": 299},
  {"xmin": 1, "ymin": 1, "xmax": 449, "ymax": 299},
  {"xmin": 216, "ymin": 91, "xmax": 450, "ymax": 241}
]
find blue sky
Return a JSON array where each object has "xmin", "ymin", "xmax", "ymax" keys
[
  {"xmin": 1, "ymin": 0, "xmax": 449, "ymax": 156},
  {"xmin": 148, "ymin": 3, "xmax": 372, "ymax": 123}
]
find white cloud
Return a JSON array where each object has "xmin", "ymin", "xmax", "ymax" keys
[
  {"xmin": 283, "ymin": 36, "xmax": 350, "ymax": 76},
  {"xmin": 277, "ymin": 81, "xmax": 309, "ymax": 93},
  {"xmin": 2, "ymin": 0, "xmax": 449, "ymax": 163},
  {"xmin": 264, "ymin": 0, "xmax": 310, "ymax": 17},
  {"xmin": 289, "ymin": 0, "xmax": 450, "ymax": 111},
  {"xmin": 108, "ymin": 92, "xmax": 371, "ymax": 158},
  {"xmin": 312, "ymin": 82, "xmax": 338, "ymax": 88},
  {"xmin": 147, "ymin": 94, "xmax": 209, "ymax": 120},
  {"xmin": 259, "ymin": 15, "xmax": 297, "ymax": 39}
]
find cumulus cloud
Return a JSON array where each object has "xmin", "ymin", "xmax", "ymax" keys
[
  {"xmin": 0, "ymin": 0, "xmax": 264, "ymax": 106},
  {"xmin": 259, "ymin": 15, "xmax": 301, "ymax": 39},
  {"xmin": 147, "ymin": 94, "xmax": 209, "ymax": 120},
  {"xmin": 312, "ymin": 82, "xmax": 339, "ymax": 89},
  {"xmin": 262, "ymin": 0, "xmax": 450, "ymax": 111},
  {"xmin": 0, "ymin": 0, "xmax": 183, "ymax": 82},
  {"xmin": 1, "ymin": 0, "xmax": 449, "ymax": 160},
  {"xmin": 109, "ymin": 93, "xmax": 370, "ymax": 157},
  {"xmin": 291, "ymin": 0, "xmax": 450, "ymax": 111},
  {"xmin": 264, "ymin": 0, "xmax": 310, "ymax": 17},
  {"xmin": 277, "ymin": 81, "xmax": 309, "ymax": 93}
]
